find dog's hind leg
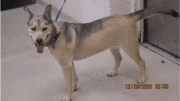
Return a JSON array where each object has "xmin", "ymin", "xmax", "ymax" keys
[
  {"xmin": 107, "ymin": 46, "xmax": 122, "ymax": 77},
  {"xmin": 121, "ymin": 41, "xmax": 146, "ymax": 84},
  {"xmin": 72, "ymin": 62, "xmax": 78, "ymax": 91}
]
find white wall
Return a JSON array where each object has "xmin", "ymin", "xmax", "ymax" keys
[{"xmin": 41, "ymin": 0, "xmax": 135, "ymax": 23}]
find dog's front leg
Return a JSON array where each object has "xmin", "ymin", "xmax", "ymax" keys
[{"xmin": 60, "ymin": 63, "xmax": 73, "ymax": 101}]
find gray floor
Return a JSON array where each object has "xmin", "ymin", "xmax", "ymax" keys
[{"xmin": 1, "ymin": 3, "xmax": 179, "ymax": 101}]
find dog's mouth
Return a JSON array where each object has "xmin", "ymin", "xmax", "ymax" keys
[{"xmin": 35, "ymin": 43, "xmax": 44, "ymax": 54}]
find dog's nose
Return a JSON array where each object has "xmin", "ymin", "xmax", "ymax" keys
[{"xmin": 36, "ymin": 38, "xmax": 43, "ymax": 44}]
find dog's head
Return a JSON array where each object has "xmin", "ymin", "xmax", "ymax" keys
[{"xmin": 23, "ymin": 4, "xmax": 53, "ymax": 53}]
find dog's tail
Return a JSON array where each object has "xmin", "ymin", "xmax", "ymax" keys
[{"xmin": 127, "ymin": 6, "xmax": 179, "ymax": 22}]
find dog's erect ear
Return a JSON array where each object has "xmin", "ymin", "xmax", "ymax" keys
[
  {"xmin": 43, "ymin": 4, "xmax": 52, "ymax": 21},
  {"xmin": 23, "ymin": 6, "xmax": 34, "ymax": 20}
]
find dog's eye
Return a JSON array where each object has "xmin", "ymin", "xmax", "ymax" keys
[
  {"xmin": 42, "ymin": 27, "xmax": 47, "ymax": 31},
  {"xmin": 31, "ymin": 27, "xmax": 36, "ymax": 31}
]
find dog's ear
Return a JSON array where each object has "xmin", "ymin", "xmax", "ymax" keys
[
  {"xmin": 43, "ymin": 4, "xmax": 52, "ymax": 21},
  {"xmin": 23, "ymin": 6, "xmax": 34, "ymax": 20}
]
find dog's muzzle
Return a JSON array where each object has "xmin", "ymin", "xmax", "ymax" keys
[{"xmin": 35, "ymin": 38, "xmax": 44, "ymax": 54}]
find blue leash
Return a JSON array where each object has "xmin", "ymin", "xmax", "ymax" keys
[{"xmin": 55, "ymin": 0, "xmax": 66, "ymax": 21}]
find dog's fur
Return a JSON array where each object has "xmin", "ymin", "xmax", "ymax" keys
[{"xmin": 23, "ymin": 5, "xmax": 179, "ymax": 101}]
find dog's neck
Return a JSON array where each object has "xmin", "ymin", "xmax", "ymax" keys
[{"xmin": 45, "ymin": 21, "xmax": 62, "ymax": 48}]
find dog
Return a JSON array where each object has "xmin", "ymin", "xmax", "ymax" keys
[{"xmin": 23, "ymin": 4, "xmax": 179, "ymax": 101}]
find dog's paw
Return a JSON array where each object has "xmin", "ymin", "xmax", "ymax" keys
[
  {"xmin": 107, "ymin": 70, "xmax": 117, "ymax": 77},
  {"xmin": 137, "ymin": 78, "xmax": 145, "ymax": 84},
  {"xmin": 60, "ymin": 96, "xmax": 71, "ymax": 101}
]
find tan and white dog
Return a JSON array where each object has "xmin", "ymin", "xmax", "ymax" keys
[{"xmin": 23, "ymin": 4, "xmax": 179, "ymax": 101}]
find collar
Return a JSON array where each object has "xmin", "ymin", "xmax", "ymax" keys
[
  {"xmin": 51, "ymin": 32, "xmax": 60, "ymax": 49},
  {"xmin": 45, "ymin": 22, "xmax": 65, "ymax": 49}
]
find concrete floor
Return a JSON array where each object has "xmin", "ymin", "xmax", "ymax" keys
[{"xmin": 1, "ymin": 3, "xmax": 179, "ymax": 101}]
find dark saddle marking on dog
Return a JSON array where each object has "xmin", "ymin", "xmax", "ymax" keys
[{"xmin": 66, "ymin": 19, "xmax": 104, "ymax": 46}]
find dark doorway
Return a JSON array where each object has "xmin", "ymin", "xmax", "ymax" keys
[
  {"xmin": 144, "ymin": 0, "xmax": 179, "ymax": 57},
  {"xmin": 1, "ymin": 0, "xmax": 36, "ymax": 11}
]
